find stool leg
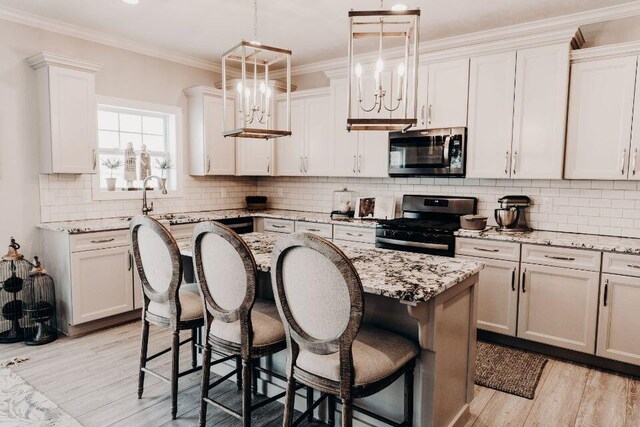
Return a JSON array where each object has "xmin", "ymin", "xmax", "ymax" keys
[
  {"xmin": 341, "ymin": 398, "xmax": 353, "ymax": 427},
  {"xmin": 137, "ymin": 319, "xmax": 150, "ymax": 399},
  {"xmin": 190, "ymin": 328, "xmax": 197, "ymax": 369},
  {"xmin": 235, "ymin": 356, "xmax": 242, "ymax": 390},
  {"xmin": 199, "ymin": 343, "xmax": 212, "ymax": 427},
  {"xmin": 283, "ymin": 376, "xmax": 296, "ymax": 427},
  {"xmin": 171, "ymin": 330, "xmax": 180, "ymax": 419},
  {"xmin": 242, "ymin": 359, "xmax": 251, "ymax": 427},
  {"xmin": 251, "ymin": 361, "xmax": 258, "ymax": 395},
  {"xmin": 327, "ymin": 395, "xmax": 336, "ymax": 426},
  {"xmin": 306, "ymin": 387, "xmax": 314, "ymax": 421},
  {"xmin": 404, "ymin": 364, "xmax": 415, "ymax": 427}
]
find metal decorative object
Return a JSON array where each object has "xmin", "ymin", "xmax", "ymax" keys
[
  {"xmin": 347, "ymin": 2, "xmax": 420, "ymax": 131},
  {"xmin": 222, "ymin": 0, "xmax": 292, "ymax": 140},
  {"xmin": 23, "ymin": 257, "xmax": 57, "ymax": 345},
  {"xmin": 0, "ymin": 238, "xmax": 33, "ymax": 343}
]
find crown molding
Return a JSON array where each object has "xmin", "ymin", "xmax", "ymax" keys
[
  {"xmin": 275, "ymin": 87, "xmax": 329, "ymax": 101},
  {"xmin": 571, "ymin": 39, "xmax": 640, "ymax": 62},
  {"xmin": 183, "ymin": 85, "xmax": 222, "ymax": 98},
  {"xmin": 27, "ymin": 51, "xmax": 102, "ymax": 72},
  {"xmin": 0, "ymin": 4, "xmax": 221, "ymax": 73}
]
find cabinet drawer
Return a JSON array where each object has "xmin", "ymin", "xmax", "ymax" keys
[
  {"xmin": 455, "ymin": 238, "xmax": 520, "ymax": 261},
  {"xmin": 294, "ymin": 221, "xmax": 333, "ymax": 239},
  {"xmin": 333, "ymin": 225, "xmax": 375, "ymax": 244},
  {"xmin": 70, "ymin": 230, "xmax": 130, "ymax": 252},
  {"xmin": 263, "ymin": 218, "xmax": 294, "ymax": 233},
  {"xmin": 170, "ymin": 223, "xmax": 197, "ymax": 241},
  {"xmin": 602, "ymin": 253, "xmax": 640, "ymax": 277},
  {"xmin": 521, "ymin": 244, "xmax": 601, "ymax": 271}
]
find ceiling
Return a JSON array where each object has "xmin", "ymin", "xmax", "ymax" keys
[{"xmin": 0, "ymin": 0, "xmax": 633, "ymax": 66}]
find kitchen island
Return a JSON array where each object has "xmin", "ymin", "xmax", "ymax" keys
[{"xmin": 181, "ymin": 232, "xmax": 484, "ymax": 427}]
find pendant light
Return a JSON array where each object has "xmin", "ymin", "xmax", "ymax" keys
[
  {"xmin": 222, "ymin": 0, "xmax": 292, "ymax": 140},
  {"xmin": 347, "ymin": 1, "xmax": 420, "ymax": 131}
]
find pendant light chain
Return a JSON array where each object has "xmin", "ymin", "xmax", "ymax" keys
[{"xmin": 253, "ymin": 0, "xmax": 258, "ymax": 42}]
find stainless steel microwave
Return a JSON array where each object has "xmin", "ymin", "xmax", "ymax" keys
[{"xmin": 388, "ymin": 127, "xmax": 466, "ymax": 177}]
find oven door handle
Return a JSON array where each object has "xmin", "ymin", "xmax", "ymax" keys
[
  {"xmin": 376, "ymin": 237, "xmax": 449, "ymax": 251},
  {"xmin": 443, "ymin": 135, "xmax": 451, "ymax": 166}
]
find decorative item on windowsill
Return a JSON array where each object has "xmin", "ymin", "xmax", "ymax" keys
[
  {"xmin": 155, "ymin": 156, "xmax": 174, "ymax": 189},
  {"xmin": 101, "ymin": 157, "xmax": 123, "ymax": 191},
  {"xmin": 0, "ymin": 238, "xmax": 33, "ymax": 343},
  {"xmin": 246, "ymin": 196, "xmax": 268, "ymax": 211},
  {"xmin": 347, "ymin": 1, "xmax": 420, "ymax": 131},
  {"xmin": 331, "ymin": 188, "xmax": 356, "ymax": 220},
  {"xmin": 23, "ymin": 257, "xmax": 57, "ymax": 346},
  {"xmin": 138, "ymin": 144, "xmax": 151, "ymax": 182},
  {"xmin": 221, "ymin": 0, "xmax": 292, "ymax": 140},
  {"xmin": 124, "ymin": 142, "xmax": 137, "ymax": 190}
]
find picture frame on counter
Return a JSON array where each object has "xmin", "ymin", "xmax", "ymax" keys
[{"xmin": 355, "ymin": 196, "xmax": 395, "ymax": 220}]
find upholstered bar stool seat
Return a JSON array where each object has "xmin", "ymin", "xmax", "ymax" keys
[
  {"xmin": 210, "ymin": 299, "xmax": 285, "ymax": 347},
  {"xmin": 147, "ymin": 283, "xmax": 203, "ymax": 321},
  {"xmin": 296, "ymin": 325, "xmax": 418, "ymax": 386}
]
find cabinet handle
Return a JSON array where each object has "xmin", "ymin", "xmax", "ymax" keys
[
  {"xmin": 428, "ymin": 104, "xmax": 432, "ymax": 125},
  {"xmin": 90, "ymin": 238, "xmax": 115, "ymax": 244},
  {"xmin": 299, "ymin": 156, "xmax": 304, "ymax": 173},
  {"xmin": 271, "ymin": 224, "xmax": 286, "ymax": 229},
  {"xmin": 521, "ymin": 268, "xmax": 527, "ymax": 293},
  {"xmin": 511, "ymin": 267, "xmax": 516, "ymax": 292},
  {"xmin": 358, "ymin": 155, "xmax": 362, "ymax": 173},
  {"xmin": 627, "ymin": 263, "xmax": 640, "ymax": 269},
  {"xmin": 346, "ymin": 232, "xmax": 363, "ymax": 237},
  {"xmin": 473, "ymin": 247, "xmax": 499, "ymax": 253},
  {"xmin": 621, "ymin": 148, "xmax": 627, "ymax": 175},
  {"xmin": 352, "ymin": 155, "xmax": 357, "ymax": 174},
  {"xmin": 421, "ymin": 105, "xmax": 426, "ymax": 125},
  {"xmin": 128, "ymin": 251, "xmax": 133, "ymax": 271},
  {"xmin": 207, "ymin": 156, "xmax": 211, "ymax": 173},
  {"xmin": 93, "ymin": 149, "xmax": 97, "ymax": 170},
  {"xmin": 267, "ymin": 156, "xmax": 271, "ymax": 173},
  {"xmin": 633, "ymin": 148, "xmax": 638, "ymax": 176},
  {"xmin": 504, "ymin": 150, "xmax": 510, "ymax": 175},
  {"xmin": 603, "ymin": 279, "xmax": 609, "ymax": 307},
  {"xmin": 512, "ymin": 151, "xmax": 518, "ymax": 175},
  {"xmin": 304, "ymin": 156, "xmax": 309, "ymax": 173},
  {"xmin": 306, "ymin": 228, "xmax": 321, "ymax": 232},
  {"xmin": 544, "ymin": 255, "xmax": 576, "ymax": 261}
]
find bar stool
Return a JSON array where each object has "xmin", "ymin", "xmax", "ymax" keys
[
  {"xmin": 130, "ymin": 215, "xmax": 204, "ymax": 419},
  {"xmin": 193, "ymin": 221, "xmax": 294, "ymax": 427},
  {"xmin": 271, "ymin": 233, "xmax": 419, "ymax": 427}
]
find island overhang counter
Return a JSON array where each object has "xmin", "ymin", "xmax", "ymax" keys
[{"xmin": 180, "ymin": 232, "xmax": 484, "ymax": 427}]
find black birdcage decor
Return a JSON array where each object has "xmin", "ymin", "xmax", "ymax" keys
[
  {"xmin": 23, "ymin": 257, "xmax": 57, "ymax": 345},
  {"xmin": 0, "ymin": 238, "xmax": 33, "ymax": 343}
]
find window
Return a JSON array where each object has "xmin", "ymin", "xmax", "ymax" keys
[{"xmin": 93, "ymin": 97, "xmax": 182, "ymax": 200}]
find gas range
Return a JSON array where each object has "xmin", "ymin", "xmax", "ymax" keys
[{"xmin": 375, "ymin": 195, "xmax": 477, "ymax": 257}]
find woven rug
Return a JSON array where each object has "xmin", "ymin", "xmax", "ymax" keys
[
  {"xmin": 475, "ymin": 341, "xmax": 548, "ymax": 399},
  {"xmin": 0, "ymin": 367, "xmax": 81, "ymax": 426}
]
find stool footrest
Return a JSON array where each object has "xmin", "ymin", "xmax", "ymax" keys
[
  {"xmin": 177, "ymin": 366, "xmax": 201, "ymax": 378},
  {"xmin": 203, "ymin": 397, "xmax": 242, "ymax": 420},
  {"xmin": 141, "ymin": 367, "xmax": 170, "ymax": 384},
  {"xmin": 253, "ymin": 365, "xmax": 287, "ymax": 382},
  {"xmin": 208, "ymin": 369, "xmax": 237, "ymax": 390},
  {"xmin": 292, "ymin": 392, "xmax": 328, "ymax": 427},
  {"xmin": 352, "ymin": 403, "xmax": 404, "ymax": 427}
]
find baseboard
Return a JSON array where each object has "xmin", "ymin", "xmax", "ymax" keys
[{"xmin": 64, "ymin": 310, "xmax": 141, "ymax": 337}]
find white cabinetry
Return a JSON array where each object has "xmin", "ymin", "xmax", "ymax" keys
[
  {"xmin": 236, "ymin": 139, "xmax": 274, "ymax": 176},
  {"xmin": 425, "ymin": 58, "xmax": 469, "ymax": 129},
  {"xmin": 565, "ymin": 56, "xmax": 638, "ymax": 179},
  {"xmin": 28, "ymin": 52, "xmax": 101, "ymax": 174},
  {"xmin": 185, "ymin": 86, "xmax": 236, "ymax": 176}
]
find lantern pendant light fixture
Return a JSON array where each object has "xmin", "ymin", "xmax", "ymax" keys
[
  {"xmin": 347, "ymin": 1, "xmax": 420, "ymax": 131},
  {"xmin": 222, "ymin": 0, "xmax": 292, "ymax": 140}
]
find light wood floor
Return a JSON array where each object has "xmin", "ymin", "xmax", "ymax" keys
[{"xmin": 1, "ymin": 321, "xmax": 639, "ymax": 427}]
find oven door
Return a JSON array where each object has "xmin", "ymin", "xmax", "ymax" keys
[
  {"xmin": 375, "ymin": 228, "xmax": 454, "ymax": 257},
  {"xmin": 388, "ymin": 129, "xmax": 465, "ymax": 176}
]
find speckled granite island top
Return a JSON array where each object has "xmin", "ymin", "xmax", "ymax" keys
[
  {"xmin": 455, "ymin": 227, "xmax": 640, "ymax": 255},
  {"xmin": 37, "ymin": 209, "xmax": 377, "ymax": 234},
  {"xmin": 179, "ymin": 232, "xmax": 483, "ymax": 303}
]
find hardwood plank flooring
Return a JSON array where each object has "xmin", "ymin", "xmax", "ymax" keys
[{"xmin": 2, "ymin": 320, "xmax": 640, "ymax": 426}]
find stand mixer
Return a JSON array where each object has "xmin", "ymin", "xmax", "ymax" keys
[{"xmin": 494, "ymin": 195, "xmax": 532, "ymax": 232}]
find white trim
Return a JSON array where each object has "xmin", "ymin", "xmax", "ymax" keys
[
  {"xmin": 274, "ymin": 87, "xmax": 329, "ymax": 101},
  {"xmin": 183, "ymin": 85, "xmax": 222, "ymax": 98},
  {"xmin": 92, "ymin": 96, "xmax": 184, "ymax": 201},
  {"xmin": 26, "ymin": 51, "xmax": 102, "ymax": 72},
  {"xmin": 571, "ymin": 40, "xmax": 640, "ymax": 62}
]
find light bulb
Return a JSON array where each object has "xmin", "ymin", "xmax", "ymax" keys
[
  {"xmin": 391, "ymin": 4, "xmax": 408, "ymax": 11},
  {"xmin": 355, "ymin": 63, "xmax": 362, "ymax": 78},
  {"xmin": 265, "ymin": 87, "xmax": 272, "ymax": 98},
  {"xmin": 236, "ymin": 82, "xmax": 243, "ymax": 94},
  {"xmin": 376, "ymin": 57, "xmax": 384, "ymax": 73},
  {"xmin": 260, "ymin": 82, "xmax": 266, "ymax": 94},
  {"xmin": 397, "ymin": 62, "xmax": 405, "ymax": 76}
]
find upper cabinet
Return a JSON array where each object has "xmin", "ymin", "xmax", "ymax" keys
[
  {"xmin": 28, "ymin": 53, "xmax": 101, "ymax": 174},
  {"xmin": 467, "ymin": 44, "xmax": 570, "ymax": 179},
  {"xmin": 275, "ymin": 89, "xmax": 331, "ymax": 176},
  {"xmin": 236, "ymin": 138, "xmax": 274, "ymax": 176},
  {"xmin": 185, "ymin": 86, "xmax": 236, "ymax": 176},
  {"xmin": 565, "ymin": 56, "xmax": 639, "ymax": 180},
  {"xmin": 425, "ymin": 58, "xmax": 469, "ymax": 129}
]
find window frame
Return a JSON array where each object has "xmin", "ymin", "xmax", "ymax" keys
[{"xmin": 92, "ymin": 96, "xmax": 183, "ymax": 201}]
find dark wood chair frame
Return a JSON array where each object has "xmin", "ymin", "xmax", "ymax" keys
[
  {"xmin": 130, "ymin": 215, "xmax": 204, "ymax": 419},
  {"xmin": 193, "ymin": 221, "xmax": 311, "ymax": 427},
  {"xmin": 272, "ymin": 233, "xmax": 417, "ymax": 427}
]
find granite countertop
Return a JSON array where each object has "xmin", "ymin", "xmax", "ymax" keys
[
  {"xmin": 455, "ymin": 227, "xmax": 640, "ymax": 255},
  {"xmin": 37, "ymin": 209, "xmax": 377, "ymax": 234},
  {"xmin": 179, "ymin": 232, "xmax": 484, "ymax": 303}
]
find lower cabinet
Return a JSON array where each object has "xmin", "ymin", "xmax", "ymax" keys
[
  {"xmin": 596, "ymin": 273, "xmax": 640, "ymax": 365},
  {"xmin": 70, "ymin": 246, "xmax": 134, "ymax": 324},
  {"xmin": 517, "ymin": 263, "xmax": 599, "ymax": 353},
  {"xmin": 458, "ymin": 255, "xmax": 519, "ymax": 336}
]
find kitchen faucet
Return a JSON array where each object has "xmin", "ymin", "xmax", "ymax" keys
[{"xmin": 141, "ymin": 175, "xmax": 168, "ymax": 215}]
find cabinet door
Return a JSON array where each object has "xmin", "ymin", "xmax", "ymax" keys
[
  {"xmin": 458, "ymin": 256, "xmax": 519, "ymax": 336},
  {"xmin": 276, "ymin": 99, "xmax": 305, "ymax": 176},
  {"xmin": 426, "ymin": 58, "xmax": 469, "ymax": 129},
  {"xmin": 71, "ymin": 246, "xmax": 134, "ymax": 324},
  {"xmin": 204, "ymin": 95, "xmax": 236, "ymax": 175},
  {"xmin": 236, "ymin": 139, "xmax": 273, "ymax": 176},
  {"xmin": 466, "ymin": 52, "xmax": 516, "ymax": 178},
  {"xmin": 629, "ymin": 57, "xmax": 640, "ymax": 180},
  {"xmin": 47, "ymin": 66, "xmax": 98, "ymax": 174},
  {"xmin": 511, "ymin": 44, "xmax": 569, "ymax": 179},
  {"xmin": 597, "ymin": 274, "xmax": 640, "ymax": 365},
  {"xmin": 358, "ymin": 133, "xmax": 389, "ymax": 177},
  {"xmin": 564, "ymin": 56, "xmax": 637, "ymax": 179},
  {"xmin": 412, "ymin": 64, "xmax": 428, "ymax": 128},
  {"xmin": 330, "ymin": 78, "xmax": 359, "ymax": 176},
  {"xmin": 304, "ymin": 96, "xmax": 332, "ymax": 176},
  {"xmin": 517, "ymin": 263, "xmax": 599, "ymax": 353}
]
